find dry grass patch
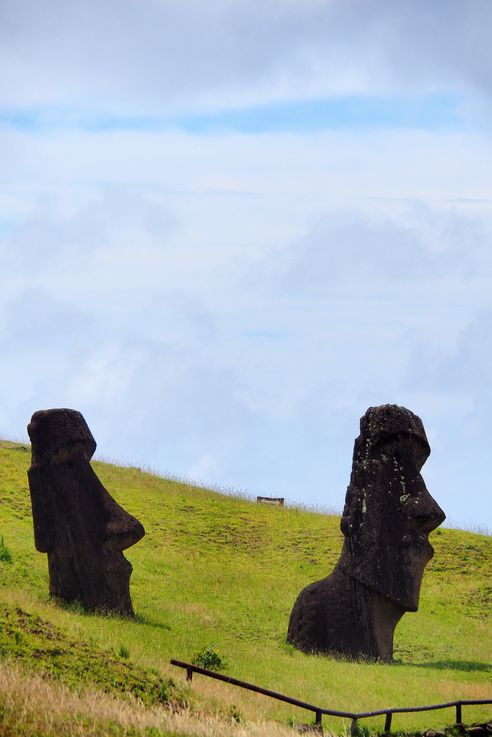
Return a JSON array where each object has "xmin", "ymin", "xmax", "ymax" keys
[{"xmin": 0, "ymin": 663, "xmax": 301, "ymax": 737}]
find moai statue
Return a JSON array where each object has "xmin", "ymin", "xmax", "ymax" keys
[
  {"xmin": 287, "ymin": 404, "xmax": 445, "ymax": 661},
  {"xmin": 27, "ymin": 409, "xmax": 145, "ymax": 616}
]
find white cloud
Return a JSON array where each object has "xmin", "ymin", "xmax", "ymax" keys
[
  {"xmin": 1, "ymin": 1, "xmax": 491, "ymax": 114},
  {"xmin": 281, "ymin": 202, "xmax": 492, "ymax": 292}
]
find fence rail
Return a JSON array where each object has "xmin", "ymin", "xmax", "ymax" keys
[{"xmin": 170, "ymin": 659, "xmax": 491, "ymax": 735}]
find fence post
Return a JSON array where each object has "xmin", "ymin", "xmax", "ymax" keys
[
  {"xmin": 384, "ymin": 711, "xmax": 393, "ymax": 733},
  {"xmin": 170, "ymin": 661, "xmax": 492, "ymax": 736},
  {"xmin": 456, "ymin": 702, "xmax": 462, "ymax": 725}
]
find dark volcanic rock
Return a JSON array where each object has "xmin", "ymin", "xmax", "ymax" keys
[
  {"xmin": 27, "ymin": 408, "xmax": 145, "ymax": 616},
  {"xmin": 287, "ymin": 404, "xmax": 445, "ymax": 661}
]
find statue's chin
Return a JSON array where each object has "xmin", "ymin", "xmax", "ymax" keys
[
  {"xmin": 348, "ymin": 542, "xmax": 431, "ymax": 612},
  {"xmin": 368, "ymin": 576, "xmax": 422, "ymax": 613}
]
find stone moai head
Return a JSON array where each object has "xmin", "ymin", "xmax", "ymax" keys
[
  {"xmin": 339, "ymin": 404, "xmax": 445, "ymax": 611},
  {"xmin": 27, "ymin": 408, "xmax": 145, "ymax": 616}
]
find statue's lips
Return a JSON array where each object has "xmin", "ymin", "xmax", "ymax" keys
[{"xmin": 402, "ymin": 530, "xmax": 434, "ymax": 556}]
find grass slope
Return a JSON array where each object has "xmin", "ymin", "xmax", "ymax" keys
[{"xmin": 0, "ymin": 439, "xmax": 491, "ymax": 735}]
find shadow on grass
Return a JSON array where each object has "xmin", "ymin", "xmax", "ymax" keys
[
  {"xmin": 48, "ymin": 599, "xmax": 172, "ymax": 630},
  {"xmin": 393, "ymin": 660, "xmax": 491, "ymax": 672},
  {"xmin": 133, "ymin": 613, "xmax": 171, "ymax": 631}
]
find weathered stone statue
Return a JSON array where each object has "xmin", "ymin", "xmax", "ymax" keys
[
  {"xmin": 287, "ymin": 404, "xmax": 445, "ymax": 661},
  {"xmin": 27, "ymin": 408, "xmax": 145, "ymax": 616}
]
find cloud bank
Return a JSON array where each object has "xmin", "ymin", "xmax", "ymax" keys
[{"xmin": 1, "ymin": 0, "xmax": 491, "ymax": 115}]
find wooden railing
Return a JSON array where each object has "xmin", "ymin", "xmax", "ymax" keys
[{"xmin": 170, "ymin": 659, "xmax": 491, "ymax": 735}]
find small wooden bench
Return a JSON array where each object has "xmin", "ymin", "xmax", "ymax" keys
[{"xmin": 256, "ymin": 496, "xmax": 284, "ymax": 506}]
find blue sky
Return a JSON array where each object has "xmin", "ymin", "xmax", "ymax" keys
[
  {"xmin": 1, "ymin": 0, "xmax": 491, "ymax": 530},
  {"xmin": 0, "ymin": 93, "xmax": 462, "ymax": 133}
]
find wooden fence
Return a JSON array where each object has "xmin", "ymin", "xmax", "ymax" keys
[{"xmin": 170, "ymin": 659, "xmax": 491, "ymax": 735}]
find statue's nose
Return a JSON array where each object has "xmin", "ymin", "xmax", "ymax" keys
[
  {"xmin": 410, "ymin": 490, "xmax": 446, "ymax": 533},
  {"xmin": 103, "ymin": 494, "xmax": 145, "ymax": 551}
]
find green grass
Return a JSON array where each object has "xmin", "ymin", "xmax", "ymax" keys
[
  {"xmin": 0, "ymin": 439, "xmax": 490, "ymax": 735},
  {"xmin": 0, "ymin": 605, "xmax": 179, "ymax": 706}
]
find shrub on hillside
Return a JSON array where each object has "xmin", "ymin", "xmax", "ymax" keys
[{"xmin": 192, "ymin": 645, "xmax": 225, "ymax": 671}]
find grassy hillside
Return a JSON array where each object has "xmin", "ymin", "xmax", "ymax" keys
[{"xmin": 0, "ymin": 439, "xmax": 490, "ymax": 736}]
